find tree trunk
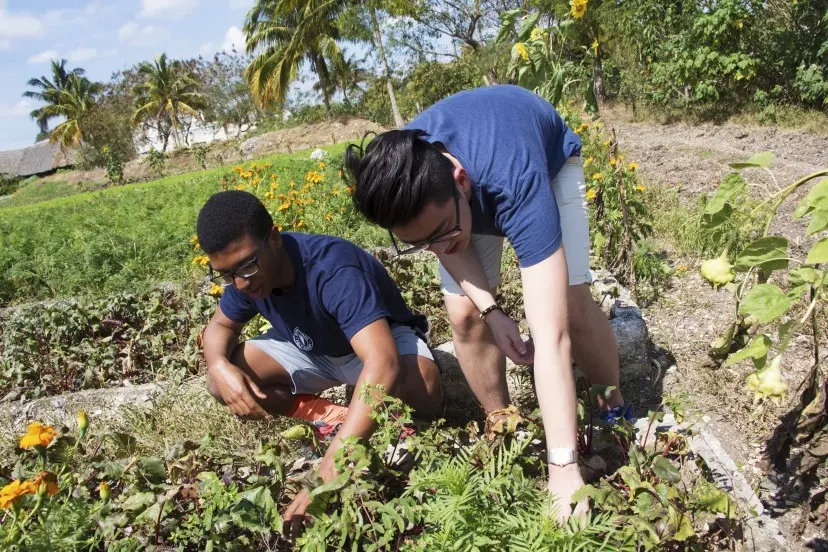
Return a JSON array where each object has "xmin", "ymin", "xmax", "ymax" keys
[
  {"xmin": 594, "ymin": 50, "xmax": 606, "ymax": 102},
  {"xmin": 368, "ymin": 6, "xmax": 404, "ymax": 128},
  {"xmin": 310, "ymin": 52, "xmax": 332, "ymax": 115}
]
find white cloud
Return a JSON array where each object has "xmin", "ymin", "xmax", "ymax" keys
[
  {"xmin": 140, "ymin": 0, "xmax": 198, "ymax": 20},
  {"xmin": 0, "ymin": 2, "xmax": 43, "ymax": 44},
  {"xmin": 0, "ymin": 99, "xmax": 32, "ymax": 118},
  {"xmin": 222, "ymin": 25, "xmax": 245, "ymax": 53},
  {"xmin": 118, "ymin": 21, "xmax": 171, "ymax": 47},
  {"xmin": 198, "ymin": 42, "xmax": 213, "ymax": 56},
  {"xmin": 27, "ymin": 49, "xmax": 58, "ymax": 64},
  {"xmin": 66, "ymin": 47, "xmax": 98, "ymax": 62}
]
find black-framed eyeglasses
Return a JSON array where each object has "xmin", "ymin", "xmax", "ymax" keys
[
  {"xmin": 208, "ymin": 241, "xmax": 265, "ymax": 287},
  {"xmin": 389, "ymin": 188, "xmax": 461, "ymax": 255}
]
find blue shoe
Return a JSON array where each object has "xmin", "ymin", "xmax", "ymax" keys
[{"xmin": 598, "ymin": 402, "xmax": 635, "ymax": 425}]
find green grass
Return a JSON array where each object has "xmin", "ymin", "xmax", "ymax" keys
[
  {"xmin": 0, "ymin": 178, "xmax": 102, "ymax": 209},
  {"xmin": 0, "ymin": 144, "xmax": 386, "ymax": 306}
]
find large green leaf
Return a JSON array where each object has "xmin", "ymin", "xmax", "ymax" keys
[
  {"xmin": 739, "ymin": 284, "xmax": 792, "ymax": 324},
  {"xmin": 794, "ymin": 178, "xmax": 828, "ymax": 219},
  {"xmin": 734, "ymin": 236, "xmax": 788, "ymax": 272},
  {"xmin": 806, "ymin": 210, "xmax": 828, "ymax": 235},
  {"xmin": 702, "ymin": 173, "xmax": 745, "ymax": 228},
  {"xmin": 728, "ymin": 151, "xmax": 775, "ymax": 169},
  {"xmin": 495, "ymin": 9, "xmax": 521, "ymax": 44},
  {"xmin": 652, "ymin": 456, "xmax": 681, "ymax": 483},
  {"xmin": 806, "ymin": 238, "xmax": 828, "ymax": 265},
  {"xmin": 516, "ymin": 12, "xmax": 540, "ymax": 42},
  {"xmin": 696, "ymin": 485, "xmax": 735, "ymax": 517},
  {"xmin": 723, "ymin": 334, "xmax": 771, "ymax": 368},
  {"xmin": 138, "ymin": 456, "xmax": 167, "ymax": 485}
]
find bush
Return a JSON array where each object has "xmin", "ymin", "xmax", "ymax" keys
[{"xmin": 0, "ymin": 174, "xmax": 20, "ymax": 196}]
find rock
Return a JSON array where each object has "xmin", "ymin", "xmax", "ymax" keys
[
  {"xmin": 609, "ymin": 304, "xmax": 650, "ymax": 381},
  {"xmin": 591, "ymin": 269, "xmax": 636, "ymax": 316},
  {"xmin": 310, "ymin": 148, "xmax": 328, "ymax": 160}
]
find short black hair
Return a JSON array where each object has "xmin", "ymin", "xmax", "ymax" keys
[
  {"xmin": 196, "ymin": 190, "xmax": 273, "ymax": 254},
  {"xmin": 344, "ymin": 129, "xmax": 455, "ymax": 229}
]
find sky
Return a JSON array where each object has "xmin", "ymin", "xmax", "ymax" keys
[{"xmin": 0, "ymin": 0, "xmax": 267, "ymax": 151}]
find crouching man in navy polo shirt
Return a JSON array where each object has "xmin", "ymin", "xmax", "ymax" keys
[{"xmin": 196, "ymin": 190, "xmax": 442, "ymax": 536}]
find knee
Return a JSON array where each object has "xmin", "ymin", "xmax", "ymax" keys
[
  {"xmin": 447, "ymin": 300, "xmax": 485, "ymax": 342},
  {"xmin": 567, "ymin": 284, "xmax": 594, "ymax": 332}
]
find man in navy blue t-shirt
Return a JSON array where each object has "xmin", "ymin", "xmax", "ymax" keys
[
  {"xmin": 196, "ymin": 191, "xmax": 441, "ymax": 536},
  {"xmin": 345, "ymin": 85, "xmax": 630, "ymax": 520}
]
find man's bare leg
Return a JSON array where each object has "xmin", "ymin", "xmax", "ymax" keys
[
  {"xmin": 444, "ymin": 294, "xmax": 509, "ymax": 413},
  {"xmin": 567, "ymin": 283, "xmax": 624, "ymax": 410}
]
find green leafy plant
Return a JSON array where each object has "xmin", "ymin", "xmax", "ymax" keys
[
  {"xmin": 102, "ymin": 145, "xmax": 125, "ymax": 186},
  {"xmin": 144, "ymin": 146, "xmax": 166, "ymax": 176},
  {"xmin": 193, "ymin": 144, "xmax": 208, "ymax": 170}
]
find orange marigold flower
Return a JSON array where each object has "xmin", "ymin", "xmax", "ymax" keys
[
  {"xmin": 19, "ymin": 422, "xmax": 58, "ymax": 449},
  {"xmin": 32, "ymin": 472, "xmax": 59, "ymax": 497},
  {"xmin": 0, "ymin": 480, "xmax": 37, "ymax": 509}
]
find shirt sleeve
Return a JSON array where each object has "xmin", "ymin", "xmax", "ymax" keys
[
  {"xmin": 496, "ymin": 170, "xmax": 562, "ymax": 268},
  {"xmin": 218, "ymin": 285, "xmax": 258, "ymax": 324},
  {"xmin": 320, "ymin": 267, "xmax": 390, "ymax": 341}
]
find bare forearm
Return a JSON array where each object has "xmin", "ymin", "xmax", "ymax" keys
[
  {"xmin": 534, "ymin": 338, "xmax": 578, "ymax": 450},
  {"xmin": 203, "ymin": 321, "xmax": 240, "ymax": 368},
  {"xmin": 438, "ymin": 249, "xmax": 497, "ymax": 310}
]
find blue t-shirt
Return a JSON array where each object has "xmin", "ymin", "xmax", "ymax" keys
[
  {"xmin": 219, "ymin": 233, "xmax": 427, "ymax": 357},
  {"xmin": 405, "ymin": 85, "xmax": 581, "ymax": 268}
]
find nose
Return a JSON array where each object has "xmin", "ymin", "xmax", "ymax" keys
[{"xmin": 235, "ymin": 276, "xmax": 252, "ymax": 292}]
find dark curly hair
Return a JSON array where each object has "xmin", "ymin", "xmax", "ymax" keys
[
  {"xmin": 196, "ymin": 190, "xmax": 273, "ymax": 254},
  {"xmin": 344, "ymin": 130, "xmax": 455, "ymax": 229}
]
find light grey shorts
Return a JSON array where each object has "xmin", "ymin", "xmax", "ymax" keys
[
  {"xmin": 249, "ymin": 325, "xmax": 433, "ymax": 395},
  {"xmin": 440, "ymin": 155, "xmax": 592, "ymax": 295}
]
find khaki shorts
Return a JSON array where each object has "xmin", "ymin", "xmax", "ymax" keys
[{"xmin": 440, "ymin": 155, "xmax": 591, "ymax": 295}]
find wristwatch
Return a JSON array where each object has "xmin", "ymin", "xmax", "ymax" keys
[{"xmin": 547, "ymin": 448, "xmax": 578, "ymax": 467}]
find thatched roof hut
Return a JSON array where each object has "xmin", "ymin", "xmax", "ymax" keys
[{"xmin": 0, "ymin": 141, "xmax": 77, "ymax": 178}]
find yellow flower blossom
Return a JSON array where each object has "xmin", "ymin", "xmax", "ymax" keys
[
  {"xmin": 627, "ymin": 162, "xmax": 639, "ymax": 171},
  {"xmin": 19, "ymin": 422, "xmax": 58, "ymax": 449},
  {"xmin": 278, "ymin": 201, "xmax": 291, "ymax": 211},
  {"xmin": 586, "ymin": 189, "xmax": 597, "ymax": 201},
  {"xmin": 609, "ymin": 157, "xmax": 617, "ymax": 167},
  {"xmin": 99, "ymin": 481, "xmax": 111, "ymax": 502},
  {"xmin": 591, "ymin": 172, "xmax": 602, "ymax": 180},
  {"xmin": 602, "ymin": 139, "xmax": 611, "ymax": 147},
  {"xmin": 277, "ymin": 225, "xmax": 283, "ymax": 231},
  {"xmin": 318, "ymin": 161, "xmax": 327, "ymax": 169},
  {"xmin": 331, "ymin": 188, "xmax": 340, "ymax": 196},
  {"xmin": 326, "ymin": 213, "xmax": 334, "ymax": 222},
  {"xmin": 190, "ymin": 235, "xmax": 200, "ymax": 250},
  {"xmin": 296, "ymin": 220, "xmax": 305, "ymax": 229},
  {"xmin": 676, "ymin": 265, "xmax": 689, "ymax": 273},
  {"xmin": 0, "ymin": 480, "xmax": 37, "ymax": 509},
  {"xmin": 635, "ymin": 185, "xmax": 646, "ymax": 192},
  {"xmin": 571, "ymin": 0, "xmax": 587, "ymax": 19},
  {"xmin": 337, "ymin": 169, "xmax": 344, "ymax": 179},
  {"xmin": 529, "ymin": 27, "xmax": 544, "ymax": 42},
  {"xmin": 584, "ymin": 156, "xmax": 594, "ymax": 165},
  {"xmin": 515, "ymin": 42, "xmax": 529, "ymax": 62},
  {"xmin": 209, "ymin": 283, "xmax": 224, "ymax": 296},
  {"xmin": 192, "ymin": 255, "xmax": 210, "ymax": 268}
]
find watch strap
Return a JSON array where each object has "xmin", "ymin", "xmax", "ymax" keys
[{"xmin": 547, "ymin": 448, "xmax": 578, "ymax": 467}]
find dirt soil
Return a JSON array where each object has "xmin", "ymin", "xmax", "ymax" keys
[
  {"xmin": 42, "ymin": 117, "xmax": 388, "ymax": 187},
  {"xmin": 604, "ymin": 109, "xmax": 828, "ymax": 550}
]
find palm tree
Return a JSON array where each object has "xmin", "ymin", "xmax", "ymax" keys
[
  {"xmin": 243, "ymin": 0, "xmax": 346, "ymax": 113},
  {"xmin": 244, "ymin": 0, "xmax": 404, "ymax": 127},
  {"xmin": 132, "ymin": 53, "xmax": 206, "ymax": 151},
  {"xmin": 40, "ymin": 74, "xmax": 103, "ymax": 147},
  {"xmin": 327, "ymin": 53, "xmax": 370, "ymax": 106},
  {"xmin": 23, "ymin": 59, "xmax": 87, "ymax": 136}
]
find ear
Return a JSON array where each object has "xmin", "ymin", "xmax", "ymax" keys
[
  {"xmin": 453, "ymin": 166, "xmax": 471, "ymax": 196},
  {"xmin": 268, "ymin": 226, "xmax": 283, "ymax": 249}
]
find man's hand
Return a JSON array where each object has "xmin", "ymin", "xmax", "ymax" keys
[
  {"xmin": 547, "ymin": 464, "xmax": 588, "ymax": 523},
  {"xmin": 208, "ymin": 360, "xmax": 269, "ymax": 419},
  {"xmin": 283, "ymin": 489, "xmax": 312, "ymax": 541},
  {"xmin": 485, "ymin": 309, "xmax": 534, "ymax": 365}
]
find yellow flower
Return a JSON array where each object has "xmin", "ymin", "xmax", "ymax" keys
[
  {"xmin": 571, "ymin": 0, "xmax": 587, "ymax": 19},
  {"xmin": 331, "ymin": 188, "xmax": 340, "ymax": 196},
  {"xmin": 192, "ymin": 255, "xmax": 210, "ymax": 268},
  {"xmin": 337, "ymin": 169, "xmax": 344, "ymax": 179},
  {"xmin": 340, "ymin": 207, "xmax": 345, "ymax": 214},
  {"xmin": 609, "ymin": 157, "xmax": 617, "ymax": 167},
  {"xmin": 345, "ymin": 186, "xmax": 354, "ymax": 194},
  {"xmin": 515, "ymin": 42, "xmax": 529, "ymax": 62},
  {"xmin": 584, "ymin": 156, "xmax": 594, "ymax": 165},
  {"xmin": 529, "ymin": 27, "xmax": 544, "ymax": 42},
  {"xmin": 602, "ymin": 139, "xmax": 611, "ymax": 147},
  {"xmin": 278, "ymin": 201, "xmax": 291, "ymax": 211},
  {"xmin": 592, "ymin": 39, "xmax": 599, "ymax": 56},
  {"xmin": 318, "ymin": 161, "xmax": 327, "ymax": 169},
  {"xmin": 326, "ymin": 213, "xmax": 334, "ymax": 222},
  {"xmin": 277, "ymin": 225, "xmax": 283, "ymax": 231},
  {"xmin": 627, "ymin": 162, "xmax": 639, "ymax": 171},
  {"xmin": 296, "ymin": 220, "xmax": 305, "ymax": 229},
  {"xmin": 19, "ymin": 422, "xmax": 58, "ymax": 449},
  {"xmin": 99, "ymin": 481, "xmax": 111, "ymax": 502},
  {"xmin": 77, "ymin": 410, "xmax": 89, "ymax": 438},
  {"xmin": 676, "ymin": 264, "xmax": 689, "ymax": 273},
  {"xmin": 635, "ymin": 185, "xmax": 646, "ymax": 192},
  {"xmin": 209, "ymin": 283, "xmax": 224, "ymax": 296},
  {"xmin": 190, "ymin": 235, "xmax": 201, "ymax": 250},
  {"xmin": 586, "ymin": 189, "xmax": 597, "ymax": 201},
  {"xmin": 32, "ymin": 472, "xmax": 59, "ymax": 497},
  {"xmin": 0, "ymin": 480, "xmax": 37, "ymax": 509},
  {"xmin": 591, "ymin": 172, "xmax": 602, "ymax": 180}
]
